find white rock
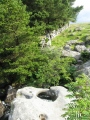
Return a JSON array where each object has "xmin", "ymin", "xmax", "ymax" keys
[{"xmin": 9, "ymin": 86, "xmax": 72, "ymax": 120}]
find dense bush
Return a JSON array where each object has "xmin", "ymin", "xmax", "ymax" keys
[{"xmin": 25, "ymin": 50, "xmax": 76, "ymax": 87}]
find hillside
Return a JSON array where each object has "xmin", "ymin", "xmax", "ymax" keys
[
  {"xmin": 51, "ymin": 23, "xmax": 90, "ymax": 77},
  {"xmin": 52, "ymin": 23, "xmax": 90, "ymax": 48}
]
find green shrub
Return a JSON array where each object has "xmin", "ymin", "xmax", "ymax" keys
[
  {"xmin": 25, "ymin": 49, "xmax": 76, "ymax": 87},
  {"xmin": 81, "ymin": 51, "xmax": 90, "ymax": 62},
  {"xmin": 63, "ymin": 74, "xmax": 90, "ymax": 120}
]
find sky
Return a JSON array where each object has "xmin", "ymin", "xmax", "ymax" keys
[{"xmin": 73, "ymin": 0, "xmax": 90, "ymax": 23}]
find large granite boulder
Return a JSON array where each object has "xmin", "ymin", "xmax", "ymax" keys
[{"xmin": 9, "ymin": 86, "xmax": 72, "ymax": 120}]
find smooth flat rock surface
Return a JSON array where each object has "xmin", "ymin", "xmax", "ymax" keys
[{"xmin": 9, "ymin": 86, "xmax": 71, "ymax": 120}]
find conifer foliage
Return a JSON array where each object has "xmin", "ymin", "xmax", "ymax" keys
[
  {"xmin": 0, "ymin": 0, "xmax": 83, "ymax": 87},
  {"xmin": 22, "ymin": 0, "xmax": 83, "ymax": 33},
  {"xmin": 0, "ymin": 0, "xmax": 34, "ymax": 84}
]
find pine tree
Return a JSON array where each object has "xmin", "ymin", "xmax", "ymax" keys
[
  {"xmin": 22, "ymin": 0, "xmax": 83, "ymax": 33},
  {"xmin": 0, "ymin": 0, "xmax": 36, "ymax": 84}
]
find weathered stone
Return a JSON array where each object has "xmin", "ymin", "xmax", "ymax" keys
[
  {"xmin": 76, "ymin": 60, "xmax": 90, "ymax": 77},
  {"xmin": 46, "ymin": 33, "xmax": 51, "ymax": 40},
  {"xmin": 45, "ymin": 24, "xmax": 70, "ymax": 41},
  {"xmin": 5, "ymin": 86, "xmax": 16, "ymax": 104},
  {"xmin": 40, "ymin": 38, "xmax": 52, "ymax": 48},
  {"xmin": 0, "ymin": 100, "xmax": 5, "ymax": 118},
  {"xmin": 77, "ymin": 60, "xmax": 83, "ymax": 64},
  {"xmin": 75, "ymin": 45, "xmax": 86, "ymax": 52},
  {"xmin": 66, "ymin": 40, "xmax": 78, "ymax": 45},
  {"xmin": 85, "ymin": 35, "xmax": 90, "ymax": 41},
  {"xmin": 77, "ymin": 42, "xmax": 85, "ymax": 45},
  {"xmin": 74, "ymin": 27, "xmax": 82, "ymax": 31},
  {"xmin": 40, "ymin": 39, "xmax": 46, "ymax": 48},
  {"xmin": 86, "ymin": 48, "xmax": 90, "ymax": 53},
  {"xmin": 85, "ymin": 35, "xmax": 90, "ymax": 45},
  {"xmin": 9, "ymin": 86, "xmax": 72, "ymax": 120},
  {"xmin": 64, "ymin": 45, "xmax": 71, "ymax": 50},
  {"xmin": 46, "ymin": 40, "xmax": 51, "ymax": 47},
  {"xmin": 62, "ymin": 50, "xmax": 81, "ymax": 60}
]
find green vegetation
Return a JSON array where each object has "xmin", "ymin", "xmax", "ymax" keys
[
  {"xmin": 23, "ymin": 49, "xmax": 76, "ymax": 87},
  {"xmin": 0, "ymin": 0, "xmax": 90, "ymax": 119},
  {"xmin": 63, "ymin": 74, "xmax": 90, "ymax": 119},
  {"xmin": 22, "ymin": 0, "xmax": 83, "ymax": 34},
  {"xmin": 0, "ymin": 0, "xmax": 83, "ymax": 87},
  {"xmin": 81, "ymin": 51, "xmax": 90, "ymax": 62},
  {"xmin": 0, "ymin": 0, "xmax": 89, "ymax": 87},
  {"xmin": 52, "ymin": 29, "xmax": 77, "ymax": 47},
  {"xmin": 52, "ymin": 23, "xmax": 90, "ymax": 47},
  {"xmin": 0, "ymin": 0, "xmax": 37, "ymax": 85}
]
